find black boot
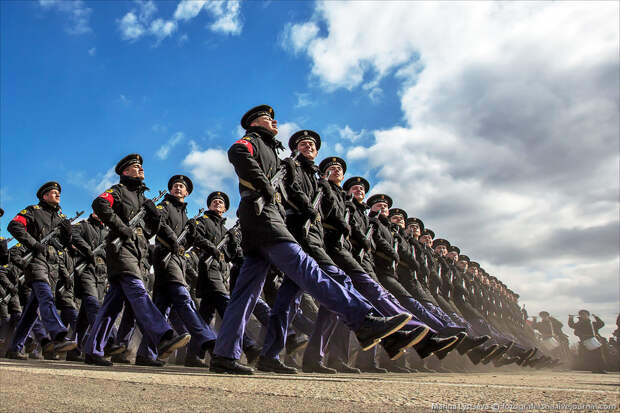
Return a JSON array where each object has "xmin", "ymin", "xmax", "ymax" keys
[
  {"xmin": 210, "ymin": 355, "xmax": 254, "ymax": 375},
  {"xmin": 184, "ymin": 353, "xmax": 208, "ymax": 368},
  {"xmin": 457, "ymin": 335, "xmax": 490, "ymax": 355},
  {"xmin": 158, "ymin": 333, "xmax": 191, "ymax": 359},
  {"xmin": 302, "ymin": 361, "xmax": 337, "ymax": 374},
  {"xmin": 257, "ymin": 356, "xmax": 298, "ymax": 374},
  {"xmin": 381, "ymin": 326, "xmax": 430, "ymax": 360},
  {"xmin": 85, "ymin": 353, "xmax": 113, "ymax": 366},
  {"xmin": 355, "ymin": 313, "xmax": 412, "ymax": 351},
  {"xmin": 135, "ymin": 355, "xmax": 165, "ymax": 367},
  {"xmin": 328, "ymin": 360, "xmax": 361, "ymax": 374},
  {"xmin": 414, "ymin": 334, "xmax": 460, "ymax": 360},
  {"xmin": 111, "ymin": 352, "xmax": 131, "ymax": 364}
]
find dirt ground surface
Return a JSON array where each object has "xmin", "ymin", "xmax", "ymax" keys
[{"xmin": 1, "ymin": 359, "xmax": 618, "ymax": 412}]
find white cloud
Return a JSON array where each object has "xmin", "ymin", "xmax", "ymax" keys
[
  {"xmin": 88, "ymin": 47, "xmax": 96, "ymax": 56},
  {"xmin": 119, "ymin": 94, "xmax": 131, "ymax": 106},
  {"xmin": 294, "ymin": 92, "xmax": 313, "ymax": 108},
  {"xmin": 156, "ymin": 132, "xmax": 185, "ymax": 160},
  {"xmin": 148, "ymin": 18, "xmax": 178, "ymax": 43},
  {"xmin": 174, "ymin": 0, "xmax": 207, "ymax": 21},
  {"xmin": 182, "ymin": 146, "xmax": 236, "ymax": 196},
  {"xmin": 206, "ymin": 0, "xmax": 242, "ymax": 35},
  {"xmin": 282, "ymin": 22, "xmax": 319, "ymax": 54},
  {"xmin": 283, "ymin": 1, "xmax": 620, "ymax": 337},
  {"xmin": 118, "ymin": 12, "xmax": 145, "ymax": 41},
  {"xmin": 337, "ymin": 125, "xmax": 365, "ymax": 142},
  {"xmin": 119, "ymin": 0, "xmax": 242, "ymax": 44},
  {"xmin": 39, "ymin": 0, "xmax": 92, "ymax": 35}
]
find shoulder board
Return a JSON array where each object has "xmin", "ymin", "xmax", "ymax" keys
[
  {"xmin": 165, "ymin": 200, "xmax": 170, "ymax": 205},
  {"xmin": 0, "ymin": 237, "xmax": 3, "ymax": 240},
  {"xmin": 184, "ymin": 253, "xmax": 190, "ymax": 258},
  {"xmin": 2, "ymin": 264, "xmax": 7, "ymax": 268},
  {"xmin": 242, "ymin": 135, "xmax": 253, "ymax": 141},
  {"xmin": 16, "ymin": 243, "xmax": 22, "ymax": 247},
  {"xmin": 58, "ymin": 251, "xmax": 64, "ymax": 256},
  {"xmin": 33, "ymin": 205, "xmax": 40, "ymax": 210},
  {"xmin": 203, "ymin": 214, "xmax": 209, "ymax": 219},
  {"xmin": 105, "ymin": 188, "xmax": 114, "ymax": 193},
  {"xmin": 19, "ymin": 209, "xmax": 28, "ymax": 215},
  {"xmin": 156, "ymin": 205, "xmax": 164, "ymax": 210},
  {"xmin": 60, "ymin": 213, "xmax": 66, "ymax": 218}
]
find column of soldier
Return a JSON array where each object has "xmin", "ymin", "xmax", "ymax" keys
[{"xmin": 0, "ymin": 104, "xmax": 563, "ymax": 375}]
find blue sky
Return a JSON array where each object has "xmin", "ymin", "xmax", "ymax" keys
[{"xmin": 1, "ymin": 1, "xmax": 619, "ymax": 339}]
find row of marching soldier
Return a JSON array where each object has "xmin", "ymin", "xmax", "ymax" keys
[{"xmin": 1, "ymin": 103, "xmax": 610, "ymax": 374}]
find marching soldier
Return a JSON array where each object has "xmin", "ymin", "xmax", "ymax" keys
[
  {"xmin": 193, "ymin": 190, "xmax": 262, "ymax": 367},
  {"xmin": 6, "ymin": 181, "xmax": 77, "ymax": 359},
  {"xmin": 211, "ymin": 106, "xmax": 411, "ymax": 374},
  {"xmin": 83, "ymin": 154, "xmax": 190, "ymax": 366},
  {"xmin": 71, "ymin": 213, "xmax": 109, "ymax": 358},
  {"xmin": 135, "ymin": 176, "xmax": 217, "ymax": 367}
]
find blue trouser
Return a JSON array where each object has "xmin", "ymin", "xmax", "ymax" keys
[
  {"xmin": 111, "ymin": 304, "xmax": 136, "ymax": 348},
  {"xmin": 75, "ymin": 295, "xmax": 100, "ymax": 350},
  {"xmin": 303, "ymin": 267, "xmax": 433, "ymax": 364},
  {"xmin": 9, "ymin": 281, "xmax": 67, "ymax": 352},
  {"xmin": 421, "ymin": 300, "xmax": 467, "ymax": 336},
  {"xmin": 59, "ymin": 307, "xmax": 79, "ymax": 340},
  {"xmin": 197, "ymin": 292, "xmax": 260, "ymax": 354},
  {"xmin": 137, "ymin": 283, "xmax": 216, "ymax": 360},
  {"xmin": 84, "ymin": 276, "xmax": 172, "ymax": 357},
  {"xmin": 263, "ymin": 264, "xmax": 375, "ymax": 360},
  {"xmin": 213, "ymin": 242, "xmax": 372, "ymax": 360}
]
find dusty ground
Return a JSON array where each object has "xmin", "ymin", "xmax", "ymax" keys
[{"xmin": 0, "ymin": 359, "xmax": 618, "ymax": 412}]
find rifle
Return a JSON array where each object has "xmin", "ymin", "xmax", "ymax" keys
[
  {"xmin": 338, "ymin": 209, "xmax": 350, "ymax": 246},
  {"xmin": 1, "ymin": 211, "xmax": 84, "ymax": 304},
  {"xmin": 20, "ymin": 210, "xmax": 84, "ymax": 268},
  {"xmin": 254, "ymin": 151, "xmax": 300, "ymax": 215},
  {"xmin": 392, "ymin": 236, "xmax": 399, "ymax": 272},
  {"xmin": 302, "ymin": 170, "xmax": 332, "ymax": 237},
  {"xmin": 358, "ymin": 225, "xmax": 374, "ymax": 261},
  {"xmin": 162, "ymin": 208, "xmax": 205, "ymax": 267},
  {"xmin": 110, "ymin": 190, "xmax": 166, "ymax": 253},
  {"xmin": 63, "ymin": 190, "xmax": 166, "ymax": 287},
  {"xmin": 203, "ymin": 221, "xmax": 240, "ymax": 268}
]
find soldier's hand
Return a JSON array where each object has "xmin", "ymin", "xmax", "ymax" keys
[
  {"xmin": 204, "ymin": 243, "xmax": 220, "ymax": 259},
  {"xmin": 33, "ymin": 242, "xmax": 47, "ymax": 256},
  {"xmin": 86, "ymin": 248, "xmax": 97, "ymax": 266},
  {"xmin": 59, "ymin": 219, "xmax": 72, "ymax": 238},
  {"xmin": 335, "ymin": 219, "xmax": 350, "ymax": 238},
  {"xmin": 362, "ymin": 237, "xmax": 372, "ymax": 252},
  {"xmin": 261, "ymin": 184, "xmax": 276, "ymax": 204},
  {"xmin": 391, "ymin": 249, "xmax": 400, "ymax": 263},
  {"xmin": 143, "ymin": 199, "xmax": 160, "ymax": 220},
  {"xmin": 118, "ymin": 225, "xmax": 135, "ymax": 241},
  {"xmin": 302, "ymin": 206, "xmax": 319, "ymax": 223}
]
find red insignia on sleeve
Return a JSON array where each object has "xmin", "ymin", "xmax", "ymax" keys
[
  {"xmin": 98, "ymin": 192, "xmax": 115, "ymax": 207},
  {"xmin": 12, "ymin": 215, "xmax": 27, "ymax": 228},
  {"xmin": 235, "ymin": 139, "xmax": 254, "ymax": 156}
]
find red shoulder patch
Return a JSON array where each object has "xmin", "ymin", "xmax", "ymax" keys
[
  {"xmin": 98, "ymin": 192, "xmax": 115, "ymax": 207},
  {"xmin": 234, "ymin": 139, "xmax": 254, "ymax": 156},
  {"xmin": 12, "ymin": 215, "xmax": 27, "ymax": 228}
]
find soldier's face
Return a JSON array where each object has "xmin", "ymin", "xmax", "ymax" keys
[
  {"xmin": 390, "ymin": 214, "xmax": 405, "ymax": 229},
  {"xmin": 447, "ymin": 251, "xmax": 458, "ymax": 262},
  {"xmin": 406, "ymin": 223, "xmax": 421, "ymax": 237},
  {"xmin": 170, "ymin": 182, "xmax": 188, "ymax": 200},
  {"xmin": 123, "ymin": 163, "xmax": 144, "ymax": 180},
  {"xmin": 325, "ymin": 164, "xmax": 343, "ymax": 185},
  {"xmin": 297, "ymin": 139, "xmax": 317, "ymax": 161},
  {"xmin": 420, "ymin": 234, "xmax": 432, "ymax": 247},
  {"xmin": 371, "ymin": 201, "xmax": 389, "ymax": 216},
  {"xmin": 209, "ymin": 198, "xmax": 226, "ymax": 216},
  {"xmin": 42, "ymin": 189, "xmax": 61, "ymax": 206},
  {"xmin": 251, "ymin": 115, "xmax": 278, "ymax": 135},
  {"xmin": 457, "ymin": 260, "xmax": 468, "ymax": 271},
  {"xmin": 434, "ymin": 245, "xmax": 447, "ymax": 256},
  {"xmin": 348, "ymin": 184, "xmax": 365, "ymax": 202}
]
